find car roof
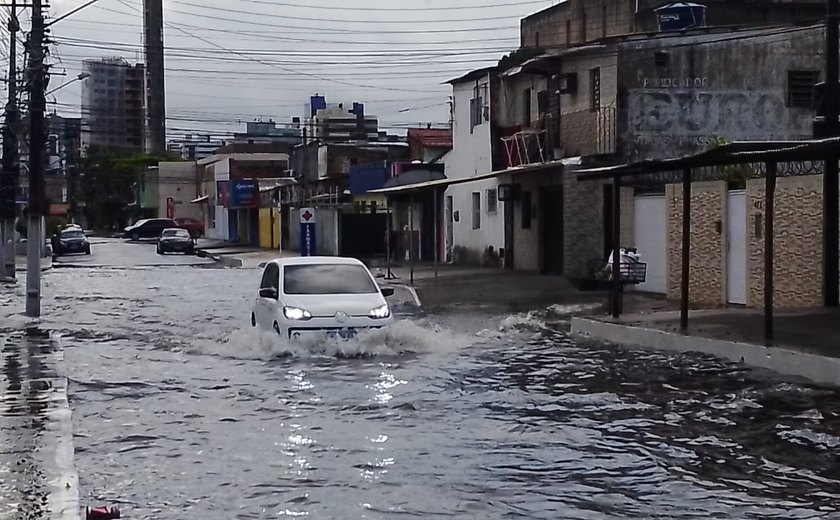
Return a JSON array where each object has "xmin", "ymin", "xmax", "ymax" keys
[{"xmin": 270, "ymin": 256, "xmax": 367, "ymax": 268}]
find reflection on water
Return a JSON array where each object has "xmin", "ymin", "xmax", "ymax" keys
[
  {"xmin": 0, "ymin": 329, "xmax": 58, "ymax": 520},
  {"xmin": 18, "ymin": 267, "xmax": 840, "ymax": 518}
]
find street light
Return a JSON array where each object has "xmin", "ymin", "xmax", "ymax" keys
[{"xmin": 45, "ymin": 72, "xmax": 90, "ymax": 96}]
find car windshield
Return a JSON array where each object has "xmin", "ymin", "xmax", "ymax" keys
[
  {"xmin": 60, "ymin": 230, "xmax": 84, "ymax": 239},
  {"xmin": 283, "ymin": 264, "xmax": 378, "ymax": 295},
  {"xmin": 132, "ymin": 219, "xmax": 149, "ymax": 227},
  {"xmin": 162, "ymin": 229, "xmax": 189, "ymax": 238}
]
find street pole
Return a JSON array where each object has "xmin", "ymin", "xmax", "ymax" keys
[
  {"xmin": 0, "ymin": 0, "xmax": 19, "ymax": 280},
  {"xmin": 25, "ymin": 0, "xmax": 46, "ymax": 318},
  {"xmin": 825, "ymin": 0, "xmax": 840, "ymax": 307}
]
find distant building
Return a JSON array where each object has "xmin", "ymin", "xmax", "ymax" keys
[
  {"xmin": 167, "ymin": 135, "xmax": 224, "ymax": 161},
  {"xmin": 45, "ymin": 115, "xmax": 82, "ymax": 218},
  {"xmin": 231, "ymin": 120, "xmax": 301, "ymax": 150},
  {"xmin": 80, "ymin": 58, "xmax": 145, "ymax": 152}
]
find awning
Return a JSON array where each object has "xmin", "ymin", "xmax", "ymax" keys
[
  {"xmin": 369, "ymin": 159, "xmax": 567, "ymax": 195},
  {"xmin": 190, "ymin": 195, "xmax": 209, "ymax": 204}
]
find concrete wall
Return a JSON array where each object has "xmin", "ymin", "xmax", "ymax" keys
[
  {"xmin": 666, "ymin": 181, "xmax": 727, "ymax": 306},
  {"xmin": 157, "ymin": 162, "xmax": 200, "ymax": 220},
  {"xmin": 618, "ymin": 27, "xmax": 823, "ymax": 162},
  {"xmin": 520, "ymin": 0, "xmax": 824, "ymax": 50},
  {"xmin": 747, "ymin": 175, "xmax": 823, "ymax": 308},
  {"xmin": 288, "ymin": 206, "xmax": 340, "ymax": 256},
  {"xmin": 665, "ymin": 175, "xmax": 823, "ymax": 309},
  {"xmin": 444, "ymin": 73, "xmax": 506, "ymax": 264}
]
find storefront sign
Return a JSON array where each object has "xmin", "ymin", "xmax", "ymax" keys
[
  {"xmin": 299, "ymin": 208, "xmax": 316, "ymax": 256},
  {"xmin": 230, "ymin": 180, "xmax": 259, "ymax": 208}
]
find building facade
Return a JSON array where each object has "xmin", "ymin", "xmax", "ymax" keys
[
  {"xmin": 520, "ymin": 0, "xmax": 824, "ymax": 50},
  {"xmin": 80, "ymin": 58, "xmax": 145, "ymax": 152},
  {"xmin": 167, "ymin": 135, "xmax": 224, "ymax": 161}
]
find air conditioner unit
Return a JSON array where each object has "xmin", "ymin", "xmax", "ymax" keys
[{"xmin": 556, "ymin": 73, "xmax": 578, "ymax": 95}]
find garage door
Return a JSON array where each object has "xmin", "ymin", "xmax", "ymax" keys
[{"xmin": 634, "ymin": 195, "xmax": 667, "ymax": 294}]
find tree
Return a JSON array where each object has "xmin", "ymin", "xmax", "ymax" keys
[{"xmin": 79, "ymin": 146, "xmax": 177, "ymax": 230}]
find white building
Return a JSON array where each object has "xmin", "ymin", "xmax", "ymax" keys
[
  {"xmin": 168, "ymin": 135, "xmax": 224, "ymax": 161},
  {"xmin": 443, "ymin": 68, "xmax": 506, "ymax": 266}
]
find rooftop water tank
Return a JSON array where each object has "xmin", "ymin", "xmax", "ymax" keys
[{"xmin": 655, "ymin": 2, "xmax": 707, "ymax": 32}]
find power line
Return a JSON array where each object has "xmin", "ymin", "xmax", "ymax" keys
[{"xmin": 222, "ymin": 0, "xmax": 552, "ymax": 11}]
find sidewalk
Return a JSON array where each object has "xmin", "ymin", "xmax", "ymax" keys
[
  {"xmin": 572, "ymin": 307, "xmax": 840, "ymax": 386},
  {"xmin": 194, "ymin": 240, "xmax": 291, "ymax": 268},
  {"xmin": 14, "ymin": 255, "xmax": 53, "ymax": 272},
  {"xmin": 0, "ymin": 330, "xmax": 80, "ymax": 520}
]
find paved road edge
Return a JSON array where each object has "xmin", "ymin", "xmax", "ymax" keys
[{"xmin": 571, "ymin": 317, "xmax": 840, "ymax": 387}]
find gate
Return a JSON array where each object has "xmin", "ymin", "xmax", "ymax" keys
[{"xmin": 339, "ymin": 212, "xmax": 388, "ymax": 259}]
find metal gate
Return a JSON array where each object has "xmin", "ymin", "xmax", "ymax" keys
[
  {"xmin": 726, "ymin": 191, "xmax": 748, "ymax": 305},
  {"xmin": 633, "ymin": 194, "xmax": 667, "ymax": 293}
]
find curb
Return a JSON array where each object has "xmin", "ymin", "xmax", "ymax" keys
[
  {"xmin": 196, "ymin": 250, "xmax": 243, "ymax": 268},
  {"xmin": 571, "ymin": 317, "xmax": 840, "ymax": 387}
]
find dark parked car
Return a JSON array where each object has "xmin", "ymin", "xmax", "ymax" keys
[
  {"xmin": 175, "ymin": 217, "xmax": 205, "ymax": 238},
  {"xmin": 157, "ymin": 228, "xmax": 195, "ymax": 255},
  {"xmin": 53, "ymin": 228, "xmax": 91, "ymax": 257},
  {"xmin": 123, "ymin": 218, "xmax": 179, "ymax": 241}
]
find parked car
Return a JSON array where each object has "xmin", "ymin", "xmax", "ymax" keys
[
  {"xmin": 123, "ymin": 218, "xmax": 179, "ymax": 241},
  {"xmin": 252, "ymin": 257, "xmax": 395, "ymax": 340},
  {"xmin": 175, "ymin": 217, "xmax": 205, "ymax": 238},
  {"xmin": 157, "ymin": 228, "xmax": 195, "ymax": 255},
  {"xmin": 53, "ymin": 228, "xmax": 91, "ymax": 257}
]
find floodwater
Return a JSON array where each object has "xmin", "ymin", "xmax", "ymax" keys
[{"xmin": 6, "ymin": 261, "xmax": 840, "ymax": 519}]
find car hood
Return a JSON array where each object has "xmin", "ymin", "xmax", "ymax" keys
[{"xmin": 280, "ymin": 293, "xmax": 386, "ymax": 317}]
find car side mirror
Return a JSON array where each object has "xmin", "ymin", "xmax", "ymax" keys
[
  {"xmin": 381, "ymin": 287, "xmax": 395, "ymax": 297},
  {"xmin": 259, "ymin": 287, "xmax": 278, "ymax": 300}
]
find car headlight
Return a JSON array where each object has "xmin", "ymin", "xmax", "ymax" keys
[
  {"xmin": 369, "ymin": 304, "xmax": 390, "ymax": 319},
  {"xmin": 283, "ymin": 306, "xmax": 312, "ymax": 321}
]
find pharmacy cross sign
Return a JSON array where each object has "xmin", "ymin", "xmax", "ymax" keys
[
  {"xmin": 299, "ymin": 208, "xmax": 316, "ymax": 256},
  {"xmin": 301, "ymin": 209, "xmax": 314, "ymax": 223}
]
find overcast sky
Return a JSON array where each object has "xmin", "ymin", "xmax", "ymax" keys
[{"xmin": 37, "ymin": 0, "xmax": 559, "ymax": 140}]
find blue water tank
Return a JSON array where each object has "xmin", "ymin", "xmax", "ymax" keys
[
  {"xmin": 310, "ymin": 95, "xmax": 326, "ymax": 117},
  {"xmin": 655, "ymin": 2, "xmax": 707, "ymax": 32}
]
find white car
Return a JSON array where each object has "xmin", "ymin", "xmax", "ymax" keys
[{"xmin": 252, "ymin": 257, "xmax": 395, "ymax": 340}]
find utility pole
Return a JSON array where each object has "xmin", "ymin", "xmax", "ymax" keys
[
  {"xmin": 0, "ymin": 0, "xmax": 19, "ymax": 280},
  {"xmin": 144, "ymin": 0, "xmax": 166, "ymax": 153},
  {"xmin": 25, "ymin": 0, "xmax": 46, "ymax": 317},
  {"xmin": 824, "ymin": 0, "xmax": 840, "ymax": 307}
]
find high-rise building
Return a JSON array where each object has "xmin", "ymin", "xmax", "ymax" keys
[
  {"xmin": 144, "ymin": 0, "xmax": 166, "ymax": 153},
  {"xmin": 80, "ymin": 58, "xmax": 146, "ymax": 152}
]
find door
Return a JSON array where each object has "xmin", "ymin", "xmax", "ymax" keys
[
  {"xmin": 541, "ymin": 187, "xmax": 564, "ymax": 274},
  {"xmin": 445, "ymin": 195, "xmax": 453, "ymax": 263},
  {"xmin": 727, "ymin": 191, "xmax": 747, "ymax": 305},
  {"xmin": 633, "ymin": 194, "xmax": 667, "ymax": 293}
]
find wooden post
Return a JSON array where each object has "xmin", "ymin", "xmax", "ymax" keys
[
  {"xmin": 680, "ymin": 168, "xmax": 692, "ymax": 332},
  {"xmin": 611, "ymin": 174, "xmax": 622, "ymax": 318},
  {"xmin": 433, "ymin": 188, "xmax": 439, "ymax": 284},
  {"xmin": 764, "ymin": 161, "xmax": 777, "ymax": 344},
  {"xmin": 409, "ymin": 192, "xmax": 414, "ymax": 286}
]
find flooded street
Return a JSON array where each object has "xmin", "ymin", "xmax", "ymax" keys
[{"xmin": 4, "ymin": 241, "xmax": 840, "ymax": 518}]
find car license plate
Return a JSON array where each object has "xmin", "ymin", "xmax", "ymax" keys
[{"xmin": 327, "ymin": 328, "xmax": 357, "ymax": 340}]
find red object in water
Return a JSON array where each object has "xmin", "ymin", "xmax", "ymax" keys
[{"xmin": 86, "ymin": 506, "xmax": 121, "ymax": 520}]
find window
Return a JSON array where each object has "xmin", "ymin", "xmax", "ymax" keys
[
  {"xmin": 260, "ymin": 263, "xmax": 279, "ymax": 290},
  {"xmin": 566, "ymin": 20, "xmax": 572, "ymax": 46},
  {"xmin": 535, "ymin": 31, "xmax": 540, "ymax": 48},
  {"xmin": 522, "ymin": 88, "xmax": 532, "ymax": 127},
  {"xmin": 787, "ymin": 70, "xmax": 819, "ymax": 108},
  {"xmin": 283, "ymin": 264, "xmax": 378, "ymax": 295},
  {"xmin": 486, "ymin": 188, "xmax": 498, "ymax": 214},
  {"xmin": 590, "ymin": 68, "xmax": 601, "ymax": 112},
  {"xmin": 655, "ymin": 51, "xmax": 670, "ymax": 67},
  {"xmin": 470, "ymin": 83, "xmax": 485, "ymax": 132},
  {"xmin": 472, "ymin": 192, "xmax": 481, "ymax": 230},
  {"xmin": 522, "ymin": 191, "xmax": 532, "ymax": 230}
]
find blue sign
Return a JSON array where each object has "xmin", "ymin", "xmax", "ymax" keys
[
  {"xmin": 230, "ymin": 180, "xmax": 259, "ymax": 208},
  {"xmin": 299, "ymin": 208, "xmax": 316, "ymax": 257}
]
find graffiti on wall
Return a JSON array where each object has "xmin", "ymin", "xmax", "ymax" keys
[{"xmin": 627, "ymin": 88, "xmax": 812, "ymax": 157}]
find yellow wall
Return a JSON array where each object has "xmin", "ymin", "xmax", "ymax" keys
[{"xmin": 259, "ymin": 208, "xmax": 281, "ymax": 249}]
